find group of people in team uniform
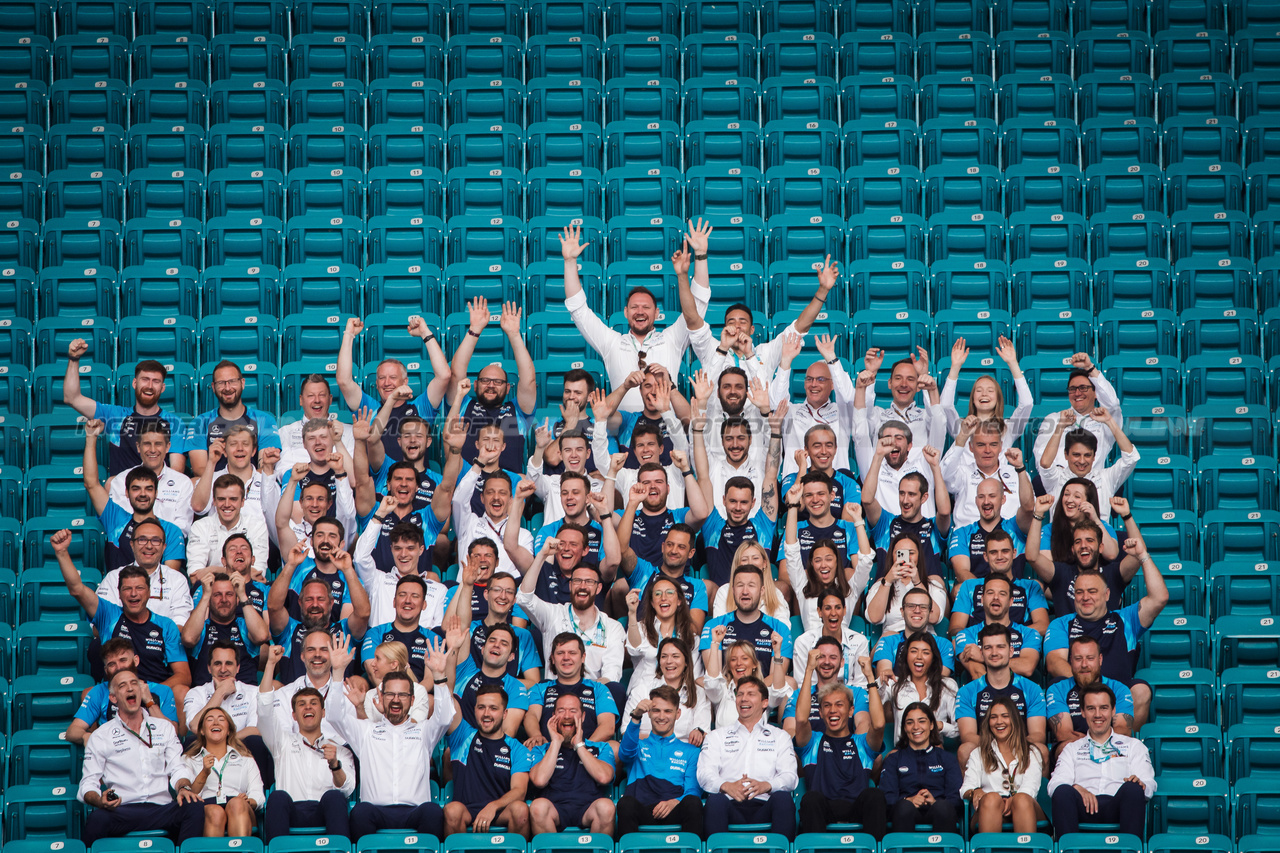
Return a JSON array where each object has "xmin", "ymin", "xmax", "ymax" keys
[{"xmin": 60, "ymin": 219, "xmax": 1163, "ymax": 844}]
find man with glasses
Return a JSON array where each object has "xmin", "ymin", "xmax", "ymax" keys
[
  {"xmin": 337, "ymin": 316, "xmax": 452, "ymax": 463},
  {"xmin": 95, "ymin": 514, "xmax": 193, "ymax": 627},
  {"xmin": 447, "ymin": 298, "xmax": 537, "ymax": 474},
  {"xmin": 1047, "ymin": 683, "xmax": 1154, "ymax": 839},
  {"xmin": 275, "ymin": 374, "xmax": 357, "ymax": 474},
  {"xmin": 444, "ymin": 542, "xmax": 542, "ymax": 687},
  {"xmin": 872, "ymin": 586, "xmax": 955, "ymax": 681},
  {"xmin": 186, "ymin": 360, "xmax": 282, "ymax": 476},
  {"xmin": 518, "ymin": 552, "xmax": 626, "ymax": 707},
  {"xmin": 940, "ymin": 425, "xmax": 1033, "ymax": 529},
  {"xmin": 560, "ymin": 221, "xmax": 713, "ymax": 413},
  {"xmin": 772, "ymin": 330, "xmax": 859, "ymax": 480},
  {"xmin": 54, "ymin": 527, "xmax": 193, "ymax": 713},
  {"xmin": 1032, "ymin": 353, "xmax": 1125, "ymax": 474}
]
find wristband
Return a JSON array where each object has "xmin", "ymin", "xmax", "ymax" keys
[
  {"xmin": 372, "ymin": 515, "xmax": 386, "ymax": 524},
  {"xmin": 335, "ymin": 472, "xmax": 347, "ymax": 478},
  {"xmin": 1014, "ymin": 466, "xmax": 1026, "ymax": 474},
  {"xmin": 573, "ymin": 741, "xmax": 586, "ymax": 750},
  {"xmin": 1033, "ymin": 514, "xmax": 1045, "ymax": 521},
  {"xmin": 328, "ymin": 761, "xmax": 342, "ymax": 771},
  {"xmin": 715, "ymin": 347, "xmax": 729, "ymax": 356},
  {"xmin": 434, "ymin": 677, "xmax": 448, "ymax": 685},
  {"xmin": 694, "ymin": 253, "xmax": 708, "ymax": 261},
  {"xmin": 681, "ymin": 469, "xmax": 693, "ymax": 476},
  {"xmin": 854, "ymin": 522, "xmax": 866, "ymax": 529},
  {"xmin": 466, "ymin": 329, "xmax": 481, "ymax": 338},
  {"xmin": 1120, "ymin": 512, "xmax": 1133, "ymax": 521},
  {"xmin": 770, "ymin": 432, "xmax": 783, "ymax": 439},
  {"xmin": 825, "ymin": 357, "xmax": 839, "ymax": 365}
]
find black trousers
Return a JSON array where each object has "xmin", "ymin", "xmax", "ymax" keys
[
  {"xmin": 349, "ymin": 802, "xmax": 444, "ymax": 840},
  {"xmin": 799, "ymin": 788, "xmax": 889, "ymax": 840},
  {"xmin": 704, "ymin": 792, "xmax": 796, "ymax": 840},
  {"xmin": 890, "ymin": 797, "xmax": 959, "ymax": 834},
  {"xmin": 1051, "ymin": 780, "xmax": 1146, "ymax": 839},
  {"xmin": 616, "ymin": 794, "xmax": 706, "ymax": 838},
  {"xmin": 83, "ymin": 801, "xmax": 205, "ymax": 845},
  {"xmin": 242, "ymin": 735, "xmax": 275, "ymax": 790},
  {"xmin": 262, "ymin": 789, "xmax": 350, "ymax": 840}
]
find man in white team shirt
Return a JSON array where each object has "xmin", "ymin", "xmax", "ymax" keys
[
  {"xmin": 185, "ymin": 474, "xmax": 270, "ymax": 576},
  {"xmin": 560, "ymin": 220, "xmax": 713, "ymax": 413},
  {"xmin": 276, "ymin": 373, "xmax": 356, "ymax": 472},
  {"xmin": 696, "ymin": 675, "xmax": 799, "ymax": 838},
  {"xmin": 325, "ymin": 633, "xmax": 455, "ymax": 840},
  {"xmin": 78, "ymin": 669, "xmax": 205, "ymax": 843}
]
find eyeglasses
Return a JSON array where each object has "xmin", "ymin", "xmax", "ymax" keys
[
  {"xmin": 382, "ymin": 691, "xmax": 412, "ymax": 700},
  {"xmin": 569, "ymin": 578, "xmax": 599, "ymax": 587},
  {"xmin": 133, "ymin": 536, "xmax": 164, "ymax": 546},
  {"xmin": 1067, "ymin": 384, "xmax": 1094, "ymax": 395},
  {"xmin": 903, "ymin": 602, "xmax": 929, "ymax": 611},
  {"xmin": 212, "ymin": 379, "xmax": 242, "ymax": 389},
  {"xmin": 476, "ymin": 378, "xmax": 508, "ymax": 387},
  {"xmin": 804, "ymin": 377, "xmax": 832, "ymax": 384}
]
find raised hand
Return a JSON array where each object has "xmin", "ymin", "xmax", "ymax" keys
[
  {"xmin": 291, "ymin": 462, "xmax": 311, "ymax": 481},
  {"xmin": 1092, "ymin": 406, "xmax": 1113, "ymax": 425},
  {"xmin": 68, "ymin": 338, "xmax": 89, "ymax": 360},
  {"xmin": 1059, "ymin": 408, "xmax": 1077, "ymax": 428},
  {"xmin": 814, "ymin": 333, "xmax": 838, "ymax": 362},
  {"xmin": 711, "ymin": 625, "xmax": 727, "ymax": 646},
  {"xmin": 779, "ymin": 331, "xmax": 803, "ymax": 365},
  {"xmin": 747, "ymin": 376, "xmax": 770, "ymax": 413},
  {"xmin": 690, "ymin": 369, "xmax": 713, "ymax": 404},
  {"xmin": 587, "ymin": 388, "xmax": 613, "ymax": 421},
  {"xmin": 514, "ymin": 477, "xmax": 537, "ymax": 502},
  {"xmin": 329, "ymin": 633, "xmax": 354, "ymax": 674},
  {"xmin": 669, "ymin": 448, "xmax": 689, "ymax": 470},
  {"xmin": 285, "ymin": 539, "xmax": 309, "ymax": 569},
  {"xmin": 609, "ymin": 452, "xmax": 628, "ymax": 475},
  {"xmin": 995, "ymin": 334, "xmax": 1018, "ymax": 366},
  {"xmin": 559, "ymin": 398, "xmax": 581, "ymax": 430},
  {"xmin": 206, "ymin": 437, "xmax": 225, "ymax": 465},
  {"xmin": 266, "ymin": 645, "xmax": 285, "ymax": 666},
  {"xmin": 467, "ymin": 297, "xmax": 491, "ymax": 334},
  {"xmin": 499, "ymin": 301, "xmax": 521, "ymax": 336},
  {"xmin": 794, "ymin": 447, "xmax": 809, "ymax": 473},
  {"xmin": 652, "ymin": 375, "xmax": 673, "ymax": 413},
  {"xmin": 1070, "ymin": 352, "xmax": 1095, "ymax": 373},
  {"xmin": 328, "ymin": 451, "xmax": 346, "ymax": 478},
  {"xmin": 1005, "ymin": 447, "xmax": 1024, "ymax": 468},
  {"xmin": 911, "ymin": 345, "xmax": 930, "ymax": 375},
  {"xmin": 352, "ymin": 407, "xmax": 374, "ymax": 442},
  {"xmin": 559, "ymin": 224, "xmax": 590, "ymax": 260},
  {"xmin": 769, "ymin": 399, "xmax": 789, "ymax": 433},
  {"xmin": 1110, "ymin": 496, "xmax": 1131, "ymax": 517},
  {"xmin": 628, "ymin": 482, "xmax": 648, "ymax": 505},
  {"xmin": 785, "ymin": 484, "xmax": 802, "ymax": 506},
  {"xmin": 950, "ymin": 336, "xmax": 969, "ymax": 370},
  {"xmin": 916, "ymin": 373, "xmax": 937, "ymax": 393},
  {"xmin": 50, "ymin": 529, "xmax": 72, "ymax": 554},
  {"xmin": 1034, "ymin": 493, "xmax": 1056, "ymax": 515},
  {"xmin": 625, "ymin": 589, "xmax": 640, "ymax": 615},
  {"xmin": 85, "ymin": 418, "xmax": 104, "ymax": 438},
  {"xmin": 670, "ymin": 239, "xmax": 691, "ymax": 277},
  {"xmin": 406, "ymin": 315, "xmax": 431, "ymax": 340},
  {"xmin": 258, "ymin": 447, "xmax": 280, "ymax": 473},
  {"xmin": 816, "ymin": 255, "xmax": 839, "ymax": 292},
  {"xmin": 843, "ymin": 501, "xmax": 863, "ymax": 523},
  {"xmin": 921, "ymin": 445, "xmax": 941, "ymax": 465},
  {"xmin": 534, "ymin": 419, "xmax": 553, "ymax": 450},
  {"xmin": 345, "ymin": 317, "xmax": 364, "ymax": 338},
  {"xmin": 863, "ymin": 347, "xmax": 884, "ymax": 375},
  {"xmin": 685, "ymin": 217, "xmax": 713, "ymax": 255},
  {"xmin": 424, "ymin": 636, "xmax": 449, "ymax": 678}
]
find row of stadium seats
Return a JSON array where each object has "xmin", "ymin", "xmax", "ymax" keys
[
  {"xmin": 6, "ymin": 254, "xmax": 1280, "ymax": 317},
  {"xmin": 1, "ymin": 71, "xmax": 1274, "ymax": 129},
  {"xmin": 17, "ymin": 27, "xmax": 1280, "ymax": 86},
  {"xmin": 4, "ymin": 299, "xmax": 1280, "ymax": 364},
  {"xmin": 10, "ymin": 212, "xmax": 1280, "ymax": 272},
  {"xmin": 6, "ymin": 162, "xmax": 1280, "ymax": 222},
  {"xmin": 13, "ymin": 116, "xmax": 1280, "ymax": 175},
  {"xmin": 13, "ymin": 0, "xmax": 1280, "ymax": 38}
]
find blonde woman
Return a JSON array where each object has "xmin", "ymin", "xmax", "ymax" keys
[
  {"xmin": 703, "ymin": 635, "xmax": 789, "ymax": 727},
  {"xmin": 363, "ymin": 640, "xmax": 429, "ymax": 722},
  {"xmin": 709, "ymin": 541, "xmax": 792, "ymax": 624},
  {"xmin": 941, "ymin": 336, "xmax": 1031, "ymax": 448},
  {"xmin": 172, "ymin": 707, "xmax": 265, "ymax": 838},
  {"xmin": 960, "ymin": 695, "xmax": 1045, "ymax": 833}
]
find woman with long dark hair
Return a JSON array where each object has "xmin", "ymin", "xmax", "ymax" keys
[
  {"xmin": 625, "ymin": 576, "xmax": 702, "ymax": 682},
  {"xmin": 881, "ymin": 631, "xmax": 958, "ymax": 747},
  {"xmin": 879, "ymin": 702, "xmax": 963, "ymax": 833},
  {"xmin": 960, "ymin": 695, "xmax": 1045, "ymax": 833},
  {"xmin": 621, "ymin": 637, "xmax": 711, "ymax": 744},
  {"xmin": 865, "ymin": 535, "xmax": 949, "ymax": 633}
]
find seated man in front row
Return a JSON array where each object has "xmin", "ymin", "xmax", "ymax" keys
[
  {"xmin": 77, "ymin": 669, "xmax": 204, "ymax": 844},
  {"xmin": 444, "ymin": 684, "xmax": 534, "ymax": 838},
  {"xmin": 528, "ymin": 692, "xmax": 618, "ymax": 836},
  {"xmin": 1047, "ymin": 682, "xmax": 1155, "ymax": 839},
  {"xmin": 617, "ymin": 685, "xmax": 704, "ymax": 837}
]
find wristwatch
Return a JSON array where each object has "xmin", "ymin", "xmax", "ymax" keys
[{"xmin": 328, "ymin": 760, "xmax": 342, "ymax": 771}]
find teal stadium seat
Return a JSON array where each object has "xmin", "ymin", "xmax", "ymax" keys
[{"xmin": 3, "ymin": 784, "xmax": 85, "ymax": 842}]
